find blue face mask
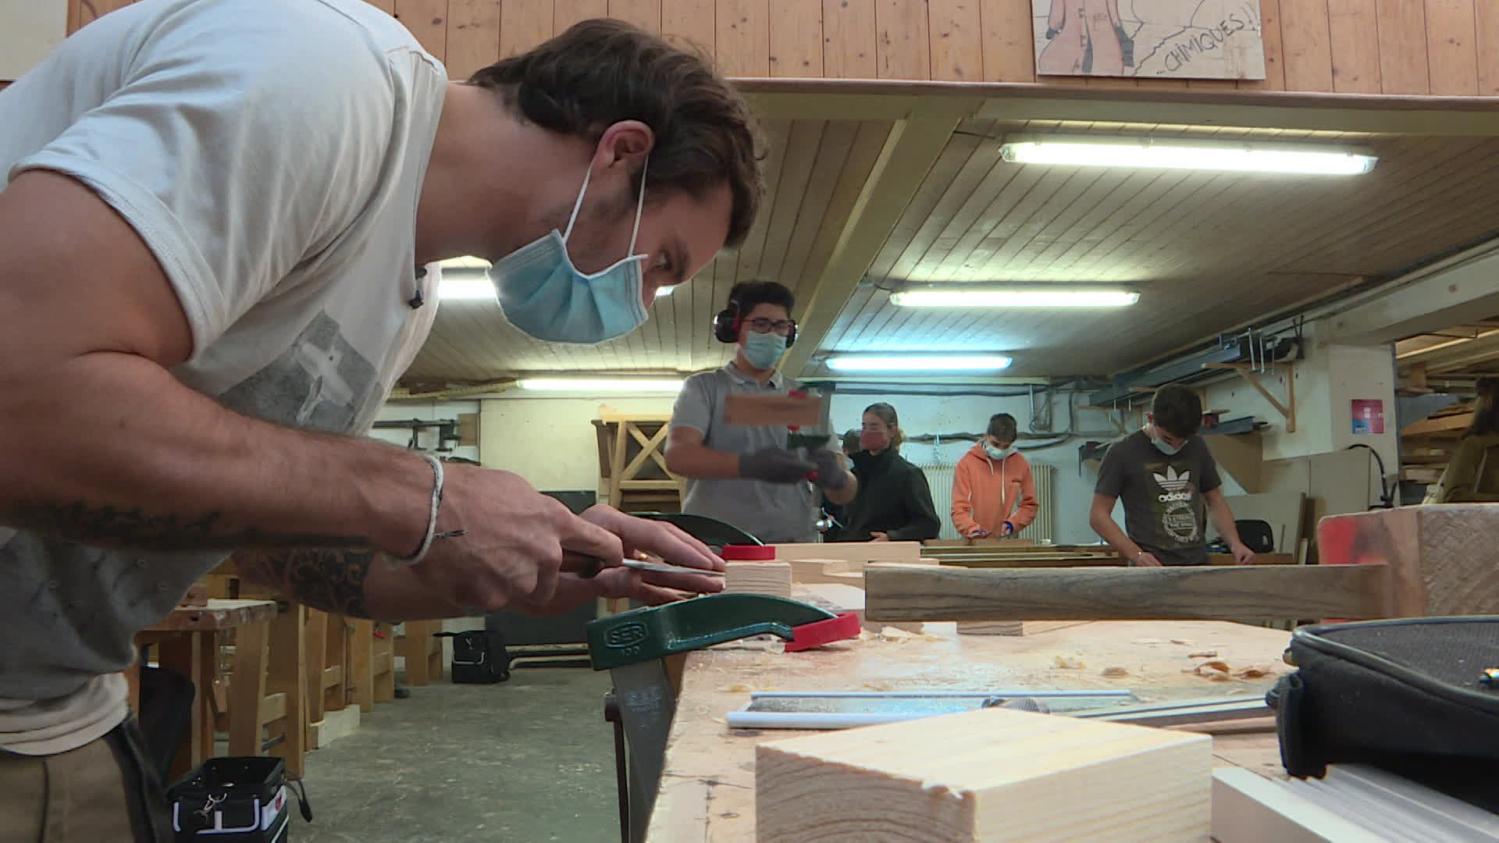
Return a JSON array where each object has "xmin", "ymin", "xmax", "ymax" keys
[
  {"xmin": 742, "ymin": 331, "xmax": 787, "ymax": 371},
  {"xmin": 489, "ymin": 161, "xmax": 649, "ymax": 344},
  {"xmin": 983, "ymin": 442, "xmax": 1014, "ymax": 461}
]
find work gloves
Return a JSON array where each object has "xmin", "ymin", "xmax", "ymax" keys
[
  {"xmin": 740, "ymin": 447, "xmax": 816, "ymax": 483},
  {"xmin": 809, "ymin": 449, "xmax": 850, "ymax": 491}
]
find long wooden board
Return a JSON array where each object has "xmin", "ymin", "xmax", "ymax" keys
[
  {"xmin": 757, "ymin": 706, "xmax": 1211, "ymax": 841},
  {"xmin": 864, "ymin": 564, "xmax": 1391, "ymax": 622}
]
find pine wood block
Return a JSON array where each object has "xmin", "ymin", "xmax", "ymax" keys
[
  {"xmin": 956, "ymin": 620, "xmax": 1024, "ymax": 636},
  {"xmin": 756, "ymin": 707, "xmax": 1211, "ymax": 842},
  {"xmin": 771, "ymin": 541, "xmax": 922, "ymax": 564},
  {"xmin": 1318, "ymin": 504, "xmax": 1499, "ymax": 617},
  {"xmin": 726, "ymin": 561, "xmax": 792, "ymax": 598},
  {"xmin": 786, "ymin": 557, "xmax": 860, "ymax": 584}
]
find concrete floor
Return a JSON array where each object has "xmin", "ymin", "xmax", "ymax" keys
[{"xmin": 293, "ymin": 669, "xmax": 620, "ymax": 843}]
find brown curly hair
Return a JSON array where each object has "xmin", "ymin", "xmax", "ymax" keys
[{"xmin": 468, "ymin": 19, "xmax": 764, "ymax": 247}]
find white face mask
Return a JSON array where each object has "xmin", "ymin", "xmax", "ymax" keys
[
  {"xmin": 489, "ymin": 159, "xmax": 649, "ymax": 345},
  {"xmin": 1145, "ymin": 423, "xmax": 1186, "ymax": 456},
  {"xmin": 983, "ymin": 441, "xmax": 1014, "ymax": 461}
]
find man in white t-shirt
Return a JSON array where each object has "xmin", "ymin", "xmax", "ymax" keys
[{"xmin": 0, "ymin": 1, "xmax": 761, "ymax": 837}]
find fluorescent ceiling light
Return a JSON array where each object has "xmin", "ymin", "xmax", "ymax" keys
[
  {"xmin": 826, "ymin": 354, "xmax": 1012, "ymax": 373},
  {"xmin": 439, "ymin": 276, "xmax": 495, "ymax": 301},
  {"xmin": 1000, "ymin": 136, "xmax": 1377, "ymax": 175},
  {"xmin": 889, "ymin": 286, "xmax": 1140, "ymax": 308},
  {"xmin": 518, "ymin": 377, "xmax": 684, "ymax": 393}
]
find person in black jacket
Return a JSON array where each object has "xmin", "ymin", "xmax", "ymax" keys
[{"xmin": 833, "ymin": 403, "xmax": 941, "ymax": 542}]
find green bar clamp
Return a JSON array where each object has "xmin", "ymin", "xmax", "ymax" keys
[{"xmin": 587, "ymin": 594, "xmax": 836, "ymax": 671}]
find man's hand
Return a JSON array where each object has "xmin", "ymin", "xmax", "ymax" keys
[
  {"xmin": 1129, "ymin": 551, "xmax": 1163, "ymax": 567},
  {"xmin": 739, "ymin": 447, "xmax": 815, "ymax": 483},
  {"xmin": 809, "ymin": 449, "xmax": 849, "ymax": 491},
  {"xmin": 870, "ymin": 531, "xmax": 889, "ymax": 542},
  {"xmin": 1230, "ymin": 541, "xmax": 1256, "ymax": 565},
  {"xmin": 579, "ymin": 505, "xmax": 726, "ymax": 587},
  {"xmin": 410, "ymin": 467, "xmax": 623, "ymax": 613}
]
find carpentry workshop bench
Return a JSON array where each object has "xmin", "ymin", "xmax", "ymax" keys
[{"xmin": 647, "ymin": 618, "xmax": 1291, "ymax": 841}]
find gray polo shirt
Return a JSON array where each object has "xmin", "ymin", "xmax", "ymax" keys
[{"xmin": 670, "ymin": 363, "xmax": 822, "ymax": 543}]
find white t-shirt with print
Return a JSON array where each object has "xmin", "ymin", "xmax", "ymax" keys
[{"xmin": 0, "ymin": 0, "xmax": 446, "ymax": 754}]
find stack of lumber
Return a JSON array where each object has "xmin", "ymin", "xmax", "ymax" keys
[
  {"xmin": 1400, "ymin": 403, "xmax": 1473, "ymax": 485},
  {"xmin": 756, "ymin": 706, "xmax": 1211, "ymax": 841}
]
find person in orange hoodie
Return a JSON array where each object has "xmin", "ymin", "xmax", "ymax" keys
[{"xmin": 951, "ymin": 413, "xmax": 1039, "ymax": 538}]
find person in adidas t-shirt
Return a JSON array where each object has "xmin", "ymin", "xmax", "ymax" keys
[{"xmin": 1089, "ymin": 385, "xmax": 1256, "ymax": 566}]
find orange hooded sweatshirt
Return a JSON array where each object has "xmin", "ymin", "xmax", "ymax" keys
[{"xmin": 951, "ymin": 442, "xmax": 1039, "ymax": 537}]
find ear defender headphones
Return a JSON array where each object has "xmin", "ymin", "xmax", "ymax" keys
[{"xmin": 712, "ymin": 300, "xmax": 798, "ymax": 347}]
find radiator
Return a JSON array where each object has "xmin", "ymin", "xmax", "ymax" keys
[{"xmin": 921, "ymin": 462, "xmax": 1056, "ymax": 543}]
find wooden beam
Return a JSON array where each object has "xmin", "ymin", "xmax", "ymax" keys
[
  {"xmin": 737, "ymin": 79, "xmax": 1499, "ymax": 135},
  {"xmin": 757, "ymin": 707, "xmax": 1211, "ymax": 841},
  {"xmin": 863, "ymin": 564, "xmax": 1392, "ymax": 622},
  {"xmin": 1326, "ymin": 244, "xmax": 1499, "ymax": 344},
  {"xmin": 781, "ymin": 114, "xmax": 960, "ymax": 375}
]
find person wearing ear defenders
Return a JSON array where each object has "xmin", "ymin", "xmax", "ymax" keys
[{"xmin": 666, "ymin": 281, "xmax": 857, "ymax": 543}]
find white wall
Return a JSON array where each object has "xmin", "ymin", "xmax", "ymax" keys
[
  {"xmin": 478, "ymin": 395, "xmax": 678, "ymax": 492},
  {"xmin": 371, "ymin": 401, "xmax": 482, "ymax": 462},
  {"xmin": 828, "ymin": 390, "xmax": 1123, "ymax": 544}
]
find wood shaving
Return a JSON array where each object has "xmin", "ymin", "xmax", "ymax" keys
[
  {"xmin": 1132, "ymin": 638, "xmax": 1165, "ymax": 645},
  {"xmin": 717, "ymin": 683, "xmax": 754, "ymax": 693},
  {"xmin": 1233, "ymin": 665, "xmax": 1274, "ymax": 679},
  {"xmin": 1054, "ymin": 655, "xmax": 1086, "ymax": 670},
  {"xmin": 1188, "ymin": 650, "xmax": 1219, "ymax": 659},
  {"xmin": 1101, "ymin": 666, "xmax": 1129, "ymax": 678},
  {"xmin": 1170, "ymin": 639, "xmax": 1193, "ymax": 645},
  {"xmin": 878, "ymin": 626, "xmax": 919, "ymax": 639}
]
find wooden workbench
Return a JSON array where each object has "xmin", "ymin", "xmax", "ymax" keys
[{"xmin": 648, "ymin": 619, "xmax": 1293, "ymax": 841}]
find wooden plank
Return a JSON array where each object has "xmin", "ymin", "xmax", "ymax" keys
[
  {"xmin": 1401, "ymin": 411, "xmax": 1472, "ymax": 437},
  {"xmin": 266, "ymin": 606, "xmax": 308, "ymax": 776},
  {"xmin": 228, "ymin": 620, "xmax": 270, "ymax": 756},
  {"xmin": 1424, "ymin": 0, "xmax": 1480, "ymax": 95},
  {"xmin": 662, "ymin": 0, "xmax": 716, "ymax": 56},
  {"xmin": 716, "ymin": 0, "xmax": 771, "ymax": 75},
  {"xmin": 501, "ymin": 0, "xmax": 555, "ymax": 56},
  {"xmin": 351, "ymin": 619, "xmax": 375, "ymax": 713},
  {"xmin": 1327, "ymin": 0, "xmax": 1381, "ymax": 92},
  {"xmin": 1477, "ymin": 0, "xmax": 1499, "ymax": 94},
  {"xmin": 1278, "ymin": 0, "xmax": 1334, "ymax": 92},
  {"xmin": 395, "ymin": 0, "xmax": 449, "ymax": 61},
  {"xmin": 822, "ymin": 0, "xmax": 877, "ymax": 78},
  {"xmin": 875, "ymin": 0, "xmax": 930, "ymax": 79},
  {"xmin": 864, "ymin": 564, "xmax": 1393, "ymax": 622},
  {"xmin": 1376, "ymin": 0, "xmax": 1430, "ymax": 93},
  {"xmin": 556, "ymin": 0, "xmax": 609, "ymax": 31},
  {"xmin": 1240, "ymin": 0, "xmax": 1288, "ymax": 90},
  {"xmin": 73, "ymin": 0, "xmax": 135, "ymax": 31},
  {"xmin": 927, "ymin": 0, "xmax": 983, "ymax": 81},
  {"xmin": 1319, "ymin": 505, "xmax": 1499, "ymax": 618},
  {"xmin": 979, "ymin": 0, "xmax": 1034, "ymax": 82},
  {"xmin": 757, "ymin": 707, "xmax": 1211, "ymax": 841},
  {"xmin": 365, "ymin": 0, "xmax": 397, "ymax": 13},
  {"xmin": 609, "ymin": 0, "xmax": 662, "ymax": 32},
  {"xmin": 956, "ymin": 620, "xmax": 1024, "ymax": 635},
  {"xmin": 146, "ymin": 599, "xmax": 279, "ymax": 632},
  {"xmin": 769, "ymin": 0, "xmax": 823, "ymax": 76},
  {"xmin": 722, "ymin": 392, "xmax": 820, "ymax": 426},
  {"xmin": 725, "ymin": 560, "xmax": 793, "ymax": 596},
  {"xmin": 305, "ymin": 610, "xmax": 327, "ymax": 724},
  {"xmin": 445, "ymin": 0, "xmax": 501, "ymax": 79}
]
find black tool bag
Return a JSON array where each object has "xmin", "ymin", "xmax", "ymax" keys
[
  {"xmin": 167, "ymin": 757, "xmax": 311, "ymax": 841},
  {"xmin": 435, "ymin": 630, "xmax": 511, "ymax": 684},
  {"xmin": 1269, "ymin": 616, "xmax": 1499, "ymax": 809}
]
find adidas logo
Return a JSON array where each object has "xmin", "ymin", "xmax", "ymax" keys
[{"xmin": 1153, "ymin": 467, "xmax": 1193, "ymax": 502}]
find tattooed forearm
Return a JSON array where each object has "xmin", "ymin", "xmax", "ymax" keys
[
  {"xmin": 235, "ymin": 548, "xmax": 377, "ymax": 618},
  {"xmin": 5, "ymin": 502, "xmax": 367, "ymax": 552}
]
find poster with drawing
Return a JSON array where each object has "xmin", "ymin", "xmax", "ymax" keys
[{"xmin": 1032, "ymin": 0, "xmax": 1266, "ymax": 80}]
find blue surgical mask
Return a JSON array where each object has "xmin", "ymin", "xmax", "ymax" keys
[
  {"xmin": 984, "ymin": 442, "xmax": 1014, "ymax": 461},
  {"xmin": 742, "ymin": 331, "xmax": 787, "ymax": 370},
  {"xmin": 489, "ymin": 161, "xmax": 649, "ymax": 344},
  {"xmin": 1146, "ymin": 424, "xmax": 1186, "ymax": 456}
]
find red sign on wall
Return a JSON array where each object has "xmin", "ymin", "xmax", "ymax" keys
[{"xmin": 1351, "ymin": 399, "xmax": 1385, "ymax": 435}]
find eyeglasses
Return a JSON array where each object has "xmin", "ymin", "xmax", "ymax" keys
[{"xmin": 745, "ymin": 317, "xmax": 796, "ymax": 336}]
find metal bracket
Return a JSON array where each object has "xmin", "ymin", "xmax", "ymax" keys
[{"xmin": 1204, "ymin": 362, "xmax": 1297, "ymax": 433}]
